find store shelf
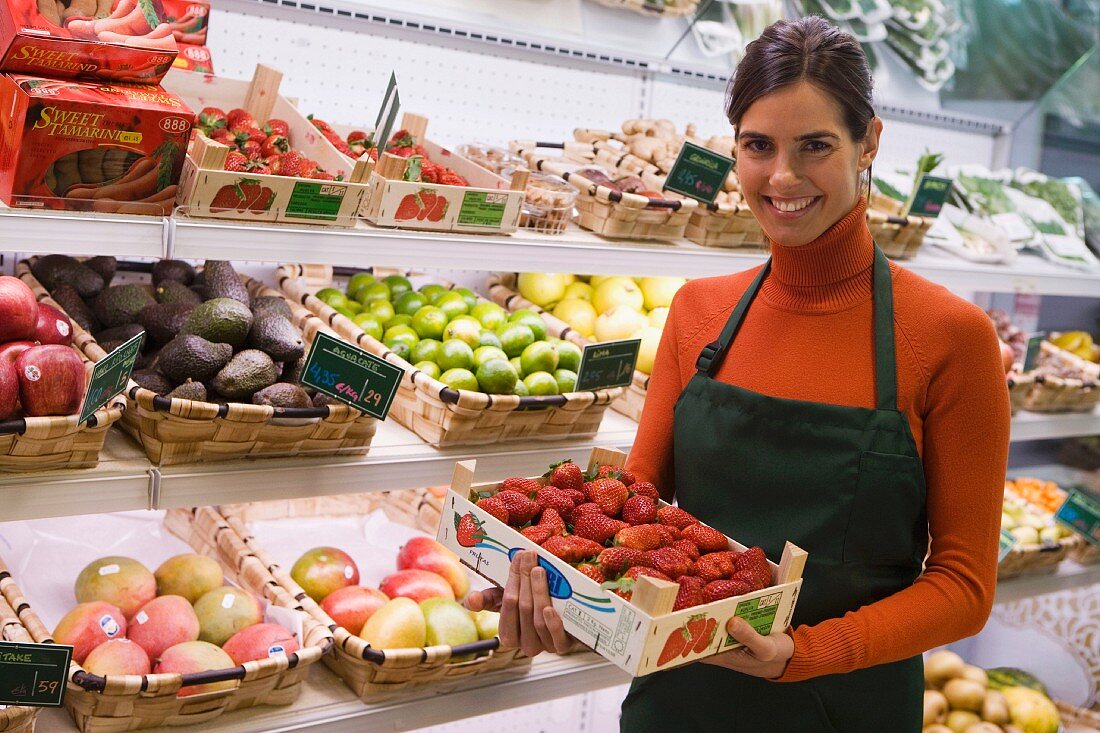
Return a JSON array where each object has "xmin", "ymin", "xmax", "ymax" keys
[
  {"xmin": 0, "ymin": 206, "xmax": 166, "ymax": 259},
  {"xmin": 994, "ymin": 560, "xmax": 1100, "ymax": 605},
  {"xmin": 1010, "ymin": 408, "xmax": 1100, "ymax": 442}
]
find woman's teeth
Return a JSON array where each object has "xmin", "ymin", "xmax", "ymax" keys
[{"xmin": 770, "ymin": 197, "xmax": 815, "ymax": 212}]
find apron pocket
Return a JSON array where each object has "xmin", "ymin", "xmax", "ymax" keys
[{"xmin": 843, "ymin": 451, "xmax": 925, "ymax": 565}]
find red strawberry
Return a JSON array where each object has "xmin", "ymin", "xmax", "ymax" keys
[
  {"xmin": 308, "ymin": 115, "xmax": 333, "ymax": 134},
  {"xmin": 232, "ymin": 124, "xmax": 266, "ymax": 148},
  {"xmin": 682, "ymin": 613, "xmax": 708, "ymax": 658},
  {"xmin": 576, "ymin": 563, "xmax": 605, "ymax": 584},
  {"xmin": 415, "ymin": 191, "xmax": 436, "ymax": 221},
  {"xmin": 597, "ymin": 547, "xmax": 650, "ymax": 578},
  {"xmin": 614, "ymin": 524, "xmax": 667, "ymax": 551},
  {"xmin": 572, "ymin": 502, "xmax": 602, "ymax": 519},
  {"xmin": 671, "ymin": 538, "xmax": 701, "ymax": 561},
  {"xmin": 493, "ymin": 490, "xmax": 540, "ymax": 526},
  {"xmin": 311, "ymin": 171, "xmax": 336, "ymax": 181},
  {"xmin": 425, "ymin": 195, "xmax": 448, "ymax": 222},
  {"xmin": 394, "ymin": 193, "xmax": 422, "ymax": 220},
  {"xmin": 693, "ymin": 618, "xmax": 718, "ymax": 653},
  {"xmin": 563, "ymin": 488, "xmax": 586, "ymax": 506},
  {"xmin": 520, "ymin": 525, "xmax": 552, "ymax": 545},
  {"xmin": 598, "ymin": 465, "xmax": 636, "ymax": 486},
  {"xmin": 546, "ymin": 460, "xmax": 585, "ymax": 493},
  {"xmin": 197, "ymin": 106, "xmax": 226, "ymax": 133},
  {"xmin": 240, "ymin": 139, "xmax": 262, "ymax": 160},
  {"xmin": 672, "ymin": 576, "xmax": 706, "ymax": 611},
  {"xmin": 439, "ymin": 169, "xmax": 468, "ymax": 186},
  {"xmin": 227, "ymin": 108, "xmax": 255, "ymax": 129},
  {"xmin": 644, "ymin": 546, "xmax": 693, "ymax": 579},
  {"xmin": 475, "ymin": 496, "xmax": 509, "ymax": 524},
  {"xmin": 536, "ymin": 507, "xmax": 566, "ymax": 537},
  {"xmin": 657, "ymin": 525, "xmax": 682, "ymax": 543},
  {"xmin": 541, "ymin": 535, "xmax": 602, "ymax": 564},
  {"xmin": 657, "ymin": 625, "xmax": 691, "ymax": 666},
  {"xmin": 588, "ymin": 478, "xmax": 628, "ymax": 517},
  {"xmin": 621, "ymin": 495, "xmax": 657, "ymax": 525},
  {"xmin": 657, "ymin": 505, "xmax": 699, "ymax": 530},
  {"xmin": 732, "ymin": 547, "xmax": 771, "ymax": 590},
  {"xmin": 277, "ymin": 151, "xmax": 307, "ymax": 178},
  {"xmin": 682, "ymin": 524, "xmax": 729, "ymax": 553},
  {"xmin": 694, "ymin": 551, "xmax": 738, "ymax": 582},
  {"xmin": 261, "ymin": 135, "xmax": 290, "ymax": 158},
  {"xmin": 604, "ymin": 566, "xmax": 672, "ymax": 601},
  {"xmin": 224, "ymin": 151, "xmax": 248, "ymax": 172},
  {"xmin": 702, "ymin": 579, "xmax": 753, "ymax": 603},
  {"xmin": 456, "ymin": 513, "xmax": 483, "ymax": 547},
  {"xmin": 249, "ymin": 164, "xmax": 272, "ymax": 176},
  {"xmin": 501, "ymin": 477, "xmax": 541, "ymax": 496},
  {"xmin": 347, "ymin": 129, "xmax": 370, "ymax": 144},
  {"xmin": 629, "ymin": 481, "xmax": 660, "ymax": 500},
  {"xmin": 264, "ymin": 118, "xmax": 290, "ymax": 137},
  {"xmin": 209, "ymin": 128, "xmax": 232, "ymax": 146},
  {"xmin": 573, "ymin": 513, "xmax": 629, "ymax": 545},
  {"xmin": 536, "ymin": 486, "xmax": 575, "ymax": 522}
]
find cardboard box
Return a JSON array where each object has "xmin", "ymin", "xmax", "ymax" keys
[
  {"xmin": 162, "ymin": 64, "xmax": 371, "ymax": 226},
  {"xmin": 0, "ymin": 0, "xmax": 177, "ymax": 83},
  {"xmin": 160, "ymin": 0, "xmax": 207, "ymax": 45},
  {"xmin": 436, "ymin": 447, "xmax": 806, "ymax": 677},
  {"xmin": 0, "ymin": 72, "xmax": 192, "ymax": 213},
  {"xmin": 171, "ymin": 41, "xmax": 210, "ymax": 74}
]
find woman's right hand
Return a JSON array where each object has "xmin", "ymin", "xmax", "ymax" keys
[{"xmin": 464, "ymin": 550, "xmax": 573, "ymax": 658}]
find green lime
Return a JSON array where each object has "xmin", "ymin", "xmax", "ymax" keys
[
  {"xmin": 453, "ymin": 287, "xmax": 478, "ymax": 311},
  {"xmin": 357, "ymin": 281, "xmax": 391, "ymax": 304},
  {"xmin": 476, "ymin": 359, "xmax": 518, "ymax": 395},
  {"xmin": 352, "ymin": 313, "xmax": 384, "ymax": 340},
  {"xmin": 554, "ymin": 369, "xmax": 577, "ymax": 394},
  {"xmin": 436, "ymin": 292, "xmax": 470, "ymax": 320},
  {"xmin": 384, "ymin": 324, "xmax": 419, "ymax": 348},
  {"xmin": 411, "ymin": 338, "xmax": 444, "ymax": 365},
  {"xmin": 365, "ymin": 299, "xmax": 396, "ymax": 324},
  {"xmin": 384, "ymin": 314, "xmax": 413, "ymax": 330},
  {"xmin": 389, "ymin": 342, "xmax": 411, "ymax": 362},
  {"xmin": 345, "ymin": 300, "xmax": 363, "ymax": 315},
  {"xmin": 524, "ymin": 371, "xmax": 560, "ymax": 396},
  {"xmin": 520, "ymin": 341, "xmax": 559, "ymax": 376},
  {"xmin": 554, "ymin": 341, "xmax": 583, "ymax": 372},
  {"xmin": 513, "ymin": 379, "xmax": 529, "ymax": 397},
  {"xmin": 346, "ymin": 272, "xmax": 376, "ymax": 298},
  {"xmin": 509, "ymin": 310, "xmax": 547, "ymax": 342},
  {"xmin": 395, "ymin": 291, "xmax": 428, "ymax": 317},
  {"xmin": 419, "ymin": 283, "xmax": 448, "ymax": 303},
  {"xmin": 438, "ymin": 339, "xmax": 475, "ymax": 372},
  {"xmin": 440, "ymin": 368, "xmax": 478, "ymax": 392},
  {"xmin": 496, "ymin": 323, "xmax": 535, "ymax": 358},
  {"xmin": 316, "ymin": 288, "xmax": 350, "ymax": 310},
  {"xmin": 410, "ymin": 305, "xmax": 448, "ymax": 340},
  {"xmin": 414, "ymin": 361, "xmax": 442, "ymax": 380},
  {"xmin": 477, "ymin": 330, "xmax": 502, "ymax": 349},
  {"xmin": 383, "ymin": 275, "xmax": 414, "ymax": 299},
  {"xmin": 510, "ymin": 356, "xmax": 524, "ymax": 378},
  {"xmin": 474, "ymin": 346, "xmax": 508, "ymax": 369},
  {"xmin": 443, "ymin": 317, "xmax": 482, "ymax": 348},
  {"xmin": 471, "ymin": 302, "xmax": 508, "ymax": 330},
  {"xmin": 337, "ymin": 306, "xmax": 358, "ymax": 319}
]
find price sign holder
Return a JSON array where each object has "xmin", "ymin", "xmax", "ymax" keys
[
  {"xmin": 662, "ymin": 141, "xmax": 734, "ymax": 206},
  {"xmin": 78, "ymin": 331, "xmax": 144, "ymax": 425},
  {"xmin": 997, "ymin": 528, "xmax": 1018, "ymax": 563},
  {"xmin": 1055, "ymin": 489, "xmax": 1100, "ymax": 548},
  {"xmin": 903, "ymin": 174, "xmax": 953, "ymax": 218},
  {"xmin": 0, "ymin": 641, "xmax": 72, "ymax": 707},
  {"xmin": 575, "ymin": 339, "xmax": 640, "ymax": 392},
  {"xmin": 299, "ymin": 332, "xmax": 402, "ymax": 420},
  {"xmin": 1022, "ymin": 332, "xmax": 1046, "ymax": 372}
]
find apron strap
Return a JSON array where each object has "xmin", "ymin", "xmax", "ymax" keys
[
  {"xmin": 695, "ymin": 261, "xmax": 772, "ymax": 376},
  {"xmin": 872, "ymin": 246, "xmax": 898, "ymax": 412}
]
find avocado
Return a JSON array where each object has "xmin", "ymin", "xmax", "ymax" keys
[
  {"xmin": 138, "ymin": 302, "xmax": 194, "ymax": 347},
  {"xmin": 50, "ymin": 284, "xmax": 100, "ymax": 333},
  {"xmin": 131, "ymin": 369, "xmax": 173, "ymax": 395},
  {"xmin": 156, "ymin": 281, "xmax": 203, "ymax": 308},
  {"xmin": 152, "ymin": 260, "xmax": 196, "ymax": 287},
  {"xmin": 180, "ymin": 298, "xmax": 253, "ymax": 348},
  {"xmin": 190, "ymin": 270, "xmax": 207, "ymax": 300},
  {"xmin": 202, "ymin": 261, "xmax": 250, "ymax": 305},
  {"xmin": 212, "ymin": 349, "xmax": 278, "ymax": 400},
  {"xmin": 248, "ymin": 313, "xmax": 305, "ymax": 362},
  {"xmin": 95, "ymin": 323, "xmax": 146, "ymax": 348},
  {"xmin": 312, "ymin": 392, "xmax": 342, "ymax": 408},
  {"xmin": 250, "ymin": 296, "xmax": 293, "ymax": 321},
  {"xmin": 32, "ymin": 254, "xmax": 104, "ymax": 298},
  {"xmin": 157, "ymin": 334, "xmax": 233, "ymax": 384},
  {"xmin": 280, "ymin": 354, "xmax": 306, "ymax": 384},
  {"xmin": 84, "ymin": 256, "xmax": 117, "ymax": 286},
  {"xmin": 252, "ymin": 383, "xmax": 312, "ymax": 408},
  {"xmin": 94, "ymin": 284, "xmax": 156, "ymax": 328},
  {"xmin": 166, "ymin": 379, "xmax": 208, "ymax": 402}
]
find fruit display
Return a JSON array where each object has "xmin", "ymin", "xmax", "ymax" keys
[
  {"xmin": 1005, "ymin": 477, "xmax": 1070, "ymax": 516},
  {"xmin": 326, "ymin": 124, "xmax": 471, "ymax": 188},
  {"xmin": 1001, "ymin": 484, "xmax": 1073, "ymax": 547},
  {"xmin": 1050, "ymin": 331, "xmax": 1100, "ymax": 363},
  {"xmin": 194, "ymin": 107, "xmax": 341, "ymax": 181},
  {"xmin": 510, "ymin": 171, "xmax": 578, "ymax": 235}
]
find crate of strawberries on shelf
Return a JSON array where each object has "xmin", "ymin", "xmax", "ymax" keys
[
  {"xmin": 436, "ymin": 447, "xmax": 807, "ymax": 676},
  {"xmin": 161, "ymin": 63, "xmax": 371, "ymax": 225}
]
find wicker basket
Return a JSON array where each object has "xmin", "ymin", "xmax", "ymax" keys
[
  {"xmin": 867, "ymin": 209, "xmax": 932, "ymax": 259},
  {"xmin": 590, "ymin": 0, "xmax": 699, "ymax": 16},
  {"xmin": 0, "ymin": 563, "xmax": 39, "ymax": 733},
  {"xmin": 170, "ymin": 497, "xmax": 531, "ymax": 703},
  {"xmin": 685, "ymin": 202, "xmax": 769, "ymax": 251},
  {"xmin": 1013, "ymin": 342, "xmax": 1100, "ymax": 414},
  {"xmin": 1057, "ymin": 699, "xmax": 1100, "ymax": 731},
  {"xmin": 997, "ymin": 534, "xmax": 1081, "ymax": 579},
  {"xmin": 3, "ymin": 266, "xmax": 127, "ymax": 474},
  {"xmin": 278, "ymin": 264, "xmax": 622, "ymax": 447},
  {"xmin": 24, "ymin": 260, "xmax": 380, "ymax": 466}
]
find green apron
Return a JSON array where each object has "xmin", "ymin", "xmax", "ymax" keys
[{"xmin": 621, "ymin": 247, "xmax": 927, "ymax": 733}]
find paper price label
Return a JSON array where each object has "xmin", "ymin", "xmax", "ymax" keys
[
  {"xmin": 0, "ymin": 641, "xmax": 72, "ymax": 707},
  {"xmin": 79, "ymin": 331, "xmax": 144, "ymax": 425},
  {"xmin": 1022, "ymin": 332, "xmax": 1046, "ymax": 372},
  {"xmin": 1055, "ymin": 489, "xmax": 1100, "ymax": 548},
  {"xmin": 998, "ymin": 529, "xmax": 1018, "ymax": 563},
  {"xmin": 904, "ymin": 174, "xmax": 953, "ymax": 218},
  {"xmin": 575, "ymin": 339, "xmax": 640, "ymax": 392},
  {"xmin": 662, "ymin": 141, "xmax": 734, "ymax": 206},
  {"xmin": 300, "ymin": 332, "xmax": 402, "ymax": 420}
]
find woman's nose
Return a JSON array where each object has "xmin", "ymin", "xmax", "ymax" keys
[{"xmin": 769, "ymin": 153, "xmax": 802, "ymax": 191}]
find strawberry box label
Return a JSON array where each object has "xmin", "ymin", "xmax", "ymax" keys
[
  {"xmin": 727, "ymin": 593, "xmax": 782, "ymax": 642},
  {"xmin": 458, "ymin": 191, "xmax": 508, "ymax": 228},
  {"xmin": 286, "ymin": 181, "xmax": 347, "ymax": 221}
]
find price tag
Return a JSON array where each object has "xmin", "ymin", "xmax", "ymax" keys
[
  {"xmin": 904, "ymin": 174, "xmax": 953, "ymax": 217},
  {"xmin": 1055, "ymin": 489, "xmax": 1100, "ymax": 548},
  {"xmin": 997, "ymin": 529, "xmax": 1018, "ymax": 563},
  {"xmin": 662, "ymin": 141, "xmax": 734, "ymax": 206},
  {"xmin": 0, "ymin": 641, "xmax": 72, "ymax": 707},
  {"xmin": 575, "ymin": 339, "xmax": 639, "ymax": 392},
  {"xmin": 299, "ymin": 332, "xmax": 402, "ymax": 420},
  {"xmin": 79, "ymin": 331, "xmax": 144, "ymax": 425},
  {"xmin": 1022, "ymin": 332, "xmax": 1046, "ymax": 372},
  {"xmin": 373, "ymin": 71, "xmax": 401, "ymax": 154}
]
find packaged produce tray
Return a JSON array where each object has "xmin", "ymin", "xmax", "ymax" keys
[
  {"xmin": 589, "ymin": 0, "xmax": 699, "ymax": 17},
  {"xmin": 4, "ymin": 267, "xmax": 126, "ymax": 473},
  {"xmin": 166, "ymin": 493, "xmax": 531, "ymax": 703},
  {"xmin": 1011, "ymin": 342, "xmax": 1100, "ymax": 415},
  {"xmin": 277, "ymin": 263, "xmax": 622, "ymax": 448},
  {"xmin": 437, "ymin": 446, "xmax": 807, "ymax": 677},
  {"xmin": 0, "ymin": 511, "xmax": 326, "ymax": 732},
  {"xmin": 0, "ymin": 563, "xmax": 40, "ymax": 733}
]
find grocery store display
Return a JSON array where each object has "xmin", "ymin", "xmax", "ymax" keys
[
  {"xmin": 0, "ymin": 74, "xmax": 192, "ymax": 214},
  {"xmin": 194, "ymin": 107, "xmax": 342, "ymax": 182},
  {"xmin": 589, "ymin": 0, "xmax": 699, "ymax": 17},
  {"xmin": 999, "ymin": 477, "xmax": 1081, "ymax": 579},
  {"xmin": 0, "ymin": 560, "xmax": 42, "ymax": 733},
  {"xmin": 438, "ymin": 446, "xmax": 806, "ymax": 676}
]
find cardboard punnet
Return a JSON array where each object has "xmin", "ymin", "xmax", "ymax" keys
[
  {"xmin": 436, "ymin": 447, "xmax": 807, "ymax": 677},
  {"xmin": 161, "ymin": 64, "xmax": 371, "ymax": 226}
]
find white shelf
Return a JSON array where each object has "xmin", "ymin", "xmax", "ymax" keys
[
  {"xmin": 0, "ymin": 205, "xmax": 166, "ymax": 259},
  {"xmin": 994, "ymin": 560, "xmax": 1100, "ymax": 605},
  {"xmin": 1010, "ymin": 408, "xmax": 1100, "ymax": 442}
]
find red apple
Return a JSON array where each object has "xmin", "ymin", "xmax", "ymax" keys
[
  {"xmin": 0, "ymin": 341, "xmax": 35, "ymax": 364},
  {"xmin": 0, "ymin": 276, "xmax": 36, "ymax": 342},
  {"xmin": 396, "ymin": 537, "xmax": 470, "ymax": 599},
  {"xmin": 320, "ymin": 586, "xmax": 389, "ymax": 635},
  {"xmin": 33, "ymin": 302, "xmax": 73, "ymax": 346},
  {"xmin": 16, "ymin": 344, "xmax": 85, "ymax": 416},
  {"xmin": 379, "ymin": 569, "xmax": 455, "ymax": 604},
  {"xmin": 0, "ymin": 360, "xmax": 17, "ymax": 420}
]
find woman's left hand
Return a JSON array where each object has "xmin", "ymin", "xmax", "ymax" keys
[{"xmin": 700, "ymin": 618, "xmax": 794, "ymax": 679}]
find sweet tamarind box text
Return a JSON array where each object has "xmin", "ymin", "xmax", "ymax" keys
[
  {"xmin": 0, "ymin": 73, "xmax": 192, "ymax": 214},
  {"xmin": 0, "ymin": 0, "xmax": 178, "ymax": 83}
]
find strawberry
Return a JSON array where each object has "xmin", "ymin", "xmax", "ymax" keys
[
  {"xmin": 536, "ymin": 507, "xmax": 566, "ymax": 537},
  {"xmin": 628, "ymin": 481, "xmax": 660, "ymax": 500},
  {"xmin": 563, "ymin": 488, "xmax": 586, "ymax": 506},
  {"xmin": 702, "ymin": 579, "xmax": 753, "ymax": 603},
  {"xmin": 232, "ymin": 124, "xmax": 266, "ymax": 148},
  {"xmin": 501, "ymin": 477, "xmax": 541, "ymax": 496},
  {"xmin": 260, "ymin": 135, "xmax": 290, "ymax": 158},
  {"xmin": 240, "ymin": 139, "xmax": 262, "ymax": 160},
  {"xmin": 657, "ymin": 505, "xmax": 699, "ymax": 530},
  {"xmin": 227, "ymin": 108, "xmax": 255, "ymax": 129},
  {"xmin": 693, "ymin": 551, "xmax": 738, "ymax": 582},
  {"xmin": 693, "ymin": 618, "xmax": 718, "ymax": 653},
  {"xmin": 475, "ymin": 496, "xmax": 509, "ymax": 524},
  {"xmin": 614, "ymin": 524, "xmax": 667, "ymax": 551},
  {"xmin": 394, "ymin": 193, "xmax": 422, "ymax": 220},
  {"xmin": 439, "ymin": 169, "xmax": 468, "ymax": 187},
  {"xmin": 672, "ymin": 576, "xmax": 706, "ymax": 611},
  {"xmin": 209, "ymin": 128, "xmax": 232, "ymax": 145},
  {"xmin": 520, "ymin": 525, "xmax": 552, "ymax": 545},
  {"xmin": 197, "ymin": 106, "xmax": 226, "ymax": 133},
  {"xmin": 264, "ymin": 119, "xmax": 290, "ymax": 137},
  {"xmin": 643, "ymin": 546, "xmax": 693, "ymax": 579},
  {"xmin": 224, "ymin": 151, "xmax": 248, "ymax": 172},
  {"xmin": 307, "ymin": 114, "xmax": 333, "ymax": 134},
  {"xmin": 732, "ymin": 547, "xmax": 771, "ymax": 590},
  {"xmin": 621, "ymin": 495, "xmax": 657, "ymax": 525},
  {"xmin": 603, "ymin": 566, "xmax": 671, "ymax": 601},
  {"xmin": 682, "ymin": 614, "xmax": 708, "ymax": 658},
  {"xmin": 682, "ymin": 524, "xmax": 729, "ymax": 553},
  {"xmin": 596, "ymin": 547, "xmax": 650, "ymax": 578},
  {"xmin": 588, "ymin": 478, "xmax": 628, "ymax": 517},
  {"xmin": 456, "ymin": 513, "xmax": 483, "ymax": 547},
  {"xmin": 493, "ymin": 490, "xmax": 539, "ymax": 526},
  {"xmin": 535, "ymin": 486, "xmax": 575, "ymax": 522},
  {"xmin": 572, "ymin": 503, "xmax": 602, "ymax": 520},
  {"xmin": 576, "ymin": 563, "xmax": 605, "ymax": 584},
  {"xmin": 277, "ymin": 151, "xmax": 307, "ymax": 178},
  {"xmin": 311, "ymin": 171, "xmax": 336, "ymax": 181},
  {"xmin": 347, "ymin": 129, "xmax": 371, "ymax": 144},
  {"xmin": 387, "ymin": 129, "xmax": 422, "ymax": 158},
  {"xmin": 425, "ymin": 195, "xmax": 448, "ymax": 222},
  {"xmin": 657, "ymin": 625, "xmax": 692, "ymax": 666},
  {"xmin": 598, "ymin": 465, "xmax": 636, "ymax": 486},
  {"xmin": 249, "ymin": 163, "xmax": 272, "ymax": 176},
  {"xmin": 541, "ymin": 535, "xmax": 602, "ymax": 564},
  {"xmin": 671, "ymin": 538, "xmax": 701, "ymax": 561},
  {"xmin": 545, "ymin": 459, "xmax": 584, "ymax": 493},
  {"xmin": 573, "ymin": 513, "xmax": 629, "ymax": 545},
  {"xmin": 417, "ymin": 191, "xmax": 437, "ymax": 221},
  {"xmin": 657, "ymin": 525, "xmax": 681, "ymax": 543}
]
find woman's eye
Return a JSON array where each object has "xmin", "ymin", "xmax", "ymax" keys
[
  {"xmin": 804, "ymin": 140, "xmax": 831, "ymax": 153},
  {"xmin": 743, "ymin": 140, "xmax": 770, "ymax": 153}
]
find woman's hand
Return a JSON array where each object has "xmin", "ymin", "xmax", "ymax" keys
[
  {"xmin": 700, "ymin": 618, "xmax": 794, "ymax": 679},
  {"xmin": 463, "ymin": 551, "xmax": 573, "ymax": 658}
]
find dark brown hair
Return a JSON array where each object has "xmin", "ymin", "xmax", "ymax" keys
[{"xmin": 725, "ymin": 16, "xmax": 875, "ymax": 143}]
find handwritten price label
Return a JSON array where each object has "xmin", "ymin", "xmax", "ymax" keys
[
  {"xmin": 662, "ymin": 141, "xmax": 734, "ymax": 206},
  {"xmin": 79, "ymin": 331, "xmax": 143, "ymax": 425},
  {"xmin": 299, "ymin": 332, "xmax": 402, "ymax": 420},
  {"xmin": 575, "ymin": 339, "xmax": 640, "ymax": 392},
  {"xmin": 0, "ymin": 641, "xmax": 71, "ymax": 707}
]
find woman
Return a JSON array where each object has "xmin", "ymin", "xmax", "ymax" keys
[{"xmin": 468, "ymin": 16, "xmax": 1010, "ymax": 732}]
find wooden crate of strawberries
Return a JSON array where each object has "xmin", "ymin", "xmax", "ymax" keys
[
  {"xmin": 161, "ymin": 64, "xmax": 370, "ymax": 225},
  {"xmin": 436, "ymin": 447, "xmax": 806, "ymax": 676}
]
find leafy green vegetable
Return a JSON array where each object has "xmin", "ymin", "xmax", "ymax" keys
[
  {"xmin": 956, "ymin": 173, "xmax": 1015, "ymax": 215},
  {"xmin": 1012, "ymin": 179, "xmax": 1080, "ymax": 230},
  {"xmin": 916, "ymin": 149, "xmax": 944, "ymax": 177},
  {"xmin": 874, "ymin": 177, "xmax": 907, "ymax": 202}
]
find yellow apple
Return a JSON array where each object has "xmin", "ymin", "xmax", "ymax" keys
[
  {"xmin": 562, "ymin": 282, "xmax": 593, "ymax": 301},
  {"xmin": 553, "ymin": 299, "xmax": 597, "ymax": 338},
  {"xmin": 595, "ymin": 305, "xmax": 648, "ymax": 342},
  {"xmin": 648, "ymin": 307, "xmax": 670, "ymax": 330},
  {"xmin": 633, "ymin": 326, "xmax": 662, "ymax": 374},
  {"xmin": 517, "ymin": 273, "xmax": 568, "ymax": 308},
  {"xmin": 639, "ymin": 277, "xmax": 685, "ymax": 310},
  {"xmin": 589, "ymin": 275, "xmax": 613, "ymax": 288},
  {"xmin": 592, "ymin": 277, "xmax": 644, "ymax": 315}
]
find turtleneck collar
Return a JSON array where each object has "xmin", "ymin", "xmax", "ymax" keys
[{"xmin": 759, "ymin": 197, "xmax": 875, "ymax": 313}]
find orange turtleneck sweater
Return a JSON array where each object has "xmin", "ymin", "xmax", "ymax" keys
[{"xmin": 626, "ymin": 199, "xmax": 1011, "ymax": 682}]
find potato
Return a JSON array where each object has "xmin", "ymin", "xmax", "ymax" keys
[
  {"xmin": 924, "ymin": 726, "xmax": 954, "ymax": 733},
  {"xmin": 944, "ymin": 678, "xmax": 987, "ymax": 712},
  {"xmin": 959, "ymin": 664, "xmax": 988, "ymax": 688},
  {"xmin": 981, "ymin": 690, "xmax": 1010, "ymax": 725},
  {"xmin": 924, "ymin": 690, "xmax": 949, "ymax": 726},
  {"xmin": 946, "ymin": 710, "xmax": 981, "ymax": 733},
  {"xmin": 925, "ymin": 650, "xmax": 966, "ymax": 687},
  {"xmin": 964, "ymin": 724, "xmax": 1004, "ymax": 733}
]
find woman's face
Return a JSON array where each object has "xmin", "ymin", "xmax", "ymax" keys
[{"xmin": 736, "ymin": 81, "xmax": 881, "ymax": 246}]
